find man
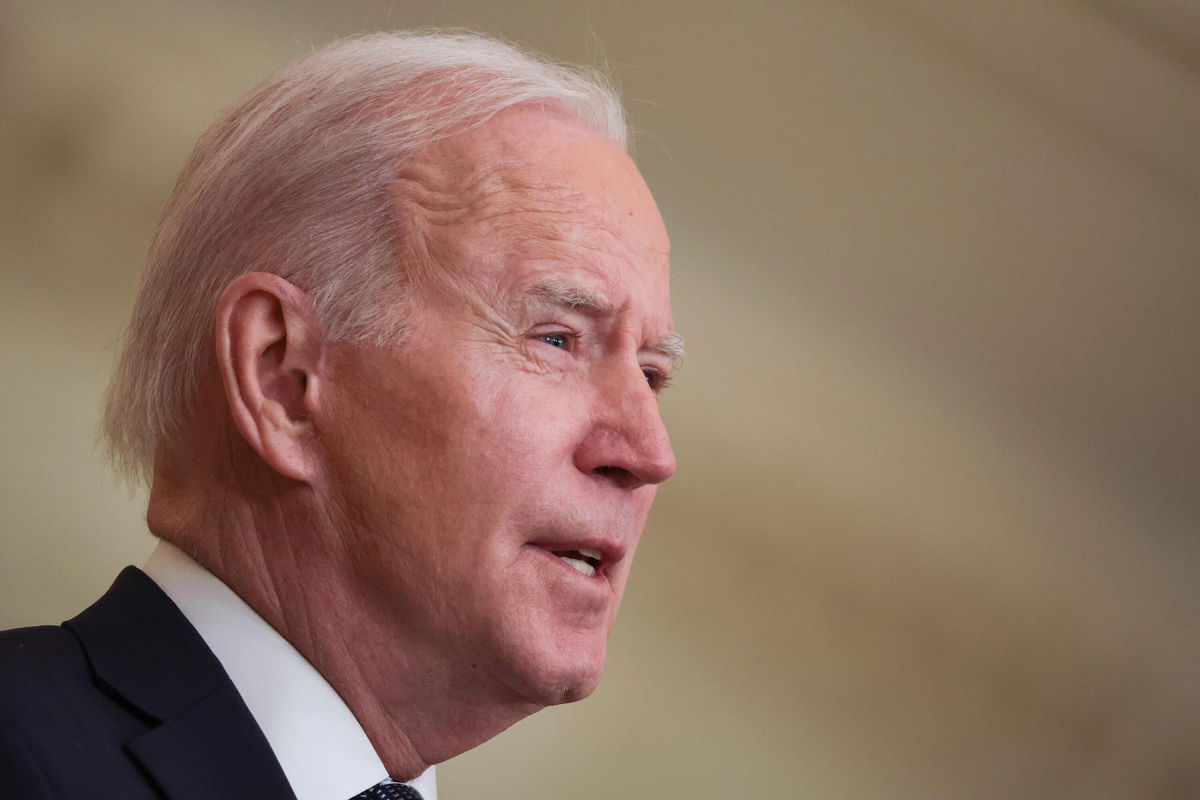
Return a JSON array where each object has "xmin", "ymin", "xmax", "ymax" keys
[{"xmin": 0, "ymin": 31, "xmax": 680, "ymax": 799}]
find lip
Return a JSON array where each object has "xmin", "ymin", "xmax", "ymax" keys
[{"xmin": 526, "ymin": 537, "xmax": 627, "ymax": 580}]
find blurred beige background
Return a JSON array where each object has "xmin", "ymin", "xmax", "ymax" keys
[{"xmin": 2, "ymin": 2, "xmax": 1199, "ymax": 797}]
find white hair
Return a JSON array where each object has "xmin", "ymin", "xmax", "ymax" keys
[{"xmin": 102, "ymin": 31, "xmax": 628, "ymax": 484}]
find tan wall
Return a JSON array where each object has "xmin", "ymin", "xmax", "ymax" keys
[{"xmin": 2, "ymin": 2, "xmax": 1198, "ymax": 797}]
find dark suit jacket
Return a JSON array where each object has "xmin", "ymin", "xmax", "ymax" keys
[{"xmin": 0, "ymin": 567, "xmax": 297, "ymax": 799}]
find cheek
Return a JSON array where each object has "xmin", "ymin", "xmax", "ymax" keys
[
  {"xmin": 467, "ymin": 377, "xmax": 586, "ymax": 472},
  {"xmin": 322, "ymin": 347, "xmax": 595, "ymax": 545}
]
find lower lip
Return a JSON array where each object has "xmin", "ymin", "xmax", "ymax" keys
[{"xmin": 528, "ymin": 545, "xmax": 608, "ymax": 584}]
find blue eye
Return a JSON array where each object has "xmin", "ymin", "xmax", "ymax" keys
[{"xmin": 540, "ymin": 333, "xmax": 569, "ymax": 349}]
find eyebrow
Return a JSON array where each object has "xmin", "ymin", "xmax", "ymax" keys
[
  {"xmin": 525, "ymin": 278, "xmax": 687, "ymax": 370},
  {"xmin": 650, "ymin": 332, "xmax": 687, "ymax": 370},
  {"xmin": 527, "ymin": 278, "xmax": 615, "ymax": 314}
]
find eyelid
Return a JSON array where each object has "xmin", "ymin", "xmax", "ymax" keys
[
  {"xmin": 526, "ymin": 323, "xmax": 674, "ymax": 390},
  {"xmin": 529, "ymin": 324, "xmax": 579, "ymax": 351},
  {"xmin": 641, "ymin": 362, "xmax": 674, "ymax": 392}
]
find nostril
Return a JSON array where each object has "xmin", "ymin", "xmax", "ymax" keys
[{"xmin": 593, "ymin": 465, "xmax": 635, "ymax": 484}]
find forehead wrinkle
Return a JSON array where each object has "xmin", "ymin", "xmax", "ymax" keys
[
  {"xmin": 494, "ymin": 205, "xmax": 664, "ymax": 298},
  {"xmin": 397, "ymin": 130, "xmax": 611, "ymax": 224},
  {"xmin": 394, "ymin": 155, "xmax": 589, "ymax": 299},
  {"xmin": 396, "ymin": 140, "xmax": 659, "ymax": 269},
  {"xmin": 394, "ymin": 156, "xmax": 540, "ymax": 228},
  {"xmin": 394, "ymin": 124, "xmax": 671, "ymax": 335}
]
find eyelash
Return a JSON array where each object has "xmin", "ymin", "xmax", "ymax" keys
[
  {"xmin": 535, "ymin": 331, "xmax": 672, "ymax": 392},
  {"xmin": 642, "ymin": 368, "xmax": 672, "ymax": 392}
]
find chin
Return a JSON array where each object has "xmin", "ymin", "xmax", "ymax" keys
[
  {"xmin": 505, "ymin": 641, "xmax": 608, "ymax": 707},
  {"xmin": 546, "ymin": 665, "xmax": 604, "ymax": 705}
]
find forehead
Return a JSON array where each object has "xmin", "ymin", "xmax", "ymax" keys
[{"xmin": 395, "ymin": 107, "xmax": 671, "ymax": 302}]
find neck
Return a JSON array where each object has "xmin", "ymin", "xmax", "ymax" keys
[{"xmin": 148, "ymin": 451, "xmax": 541, "ymax": 780}]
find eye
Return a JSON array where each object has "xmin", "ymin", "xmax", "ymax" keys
[
  {"xmin": 642, "ymin": 367, "xmax": 673, "ymax": 392},
  {"xmin": 540, "ymin": 332, "xmax": 569, "ymax": 350}
]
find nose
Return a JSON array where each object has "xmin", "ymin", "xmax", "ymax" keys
[{"xmin": 573, "ymin": 363, "xmax": 676, "ymax": 489}]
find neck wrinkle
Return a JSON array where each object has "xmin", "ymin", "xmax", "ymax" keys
[{"xmin": 147, "ymin": 451, "xmax": 544, "ymax": 781}]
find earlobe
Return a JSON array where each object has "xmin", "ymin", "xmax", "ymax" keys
[{"xmin": 215, "ymin": 272, "xmax": 324, "ymax": 483}]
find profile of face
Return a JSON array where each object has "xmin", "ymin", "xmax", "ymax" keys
[{"xmin": 316, "ymin": 107, "xmax": 678, "ymax": 707}]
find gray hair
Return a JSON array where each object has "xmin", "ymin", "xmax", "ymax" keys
[{"xmin": 102, "ymin": 31, "xmax": 628, "ymax": 484}]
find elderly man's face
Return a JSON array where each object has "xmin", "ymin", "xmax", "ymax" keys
[{"xmin": 319, "ymin": 108, "xmax": 676, "ymax": 706}]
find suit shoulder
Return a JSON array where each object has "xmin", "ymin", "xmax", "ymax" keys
[
  {"xmin": 0, "ymin": 622, "xmax": 154, "ymax": 797},
  {"xmin": 0, "ymin": 625, "xmax": 93, "ymax": 711},
  {"xmin": 0, "ymin": 625, "xmax": 94, "ymax": 798},
  {"xmin": 0, "ymin": 624, "xmax": 86, "ymax": 677}
]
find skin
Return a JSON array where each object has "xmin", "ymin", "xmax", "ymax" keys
[{"xmin": 147, "ymin": 106, "xmax": 677, "ymax": 779}]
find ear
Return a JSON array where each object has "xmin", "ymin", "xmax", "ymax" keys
[{"xmin": 214, "ymin": 272, "xmax": 325, "ymax": 483}]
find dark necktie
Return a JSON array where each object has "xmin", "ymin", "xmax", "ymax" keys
[{"xmin": 350, "ymin": 779, "xmax": 424, "ymax": 799}]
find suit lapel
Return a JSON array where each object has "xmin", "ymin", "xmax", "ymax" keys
[
  {"xmin": 127, "ymin": 681, "xmax": 297, "ymax": 800},
  {"xmin": 66, "ymin": 567, "xmax": 296, "ymax": 799}
]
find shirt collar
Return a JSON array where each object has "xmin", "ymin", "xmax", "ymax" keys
[{"xmin": 144, "ymin": 540, "xmax": 437, "ymax": 800}]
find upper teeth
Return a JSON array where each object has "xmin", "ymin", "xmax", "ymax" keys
[{"xmin": 556, "ymin": 548, "xmax": 602, "ymax": 577}]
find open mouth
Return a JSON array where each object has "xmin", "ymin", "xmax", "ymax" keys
[{"xmin": 549, "ymin": 547, "xmax": 603, "ymax": 577}]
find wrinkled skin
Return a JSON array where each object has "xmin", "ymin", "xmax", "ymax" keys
[
  {"xmin": 318, "ymin": 107, "xmax": 678, "ymax": 710},
  {"xmin": 158, "ymin": 106, "xmax": 680, "ymax": 778}
]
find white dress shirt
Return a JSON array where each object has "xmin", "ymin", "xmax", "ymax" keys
[{"xmin": 144, "ymin": 540, "xmax": 437, "ymax": 800}]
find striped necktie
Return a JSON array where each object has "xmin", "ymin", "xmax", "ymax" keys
[{"xmin": 350, "ymin": 779, "xmax": 424, "ymax": 799}]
